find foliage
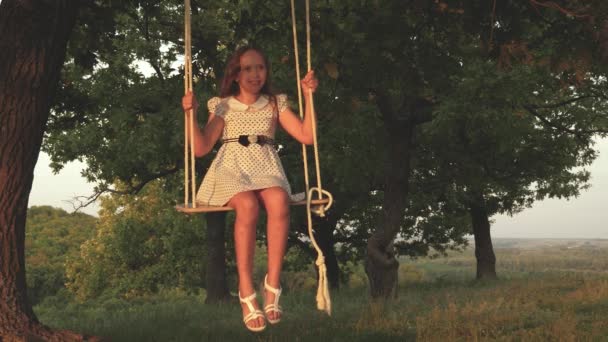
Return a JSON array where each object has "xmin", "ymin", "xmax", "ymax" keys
[
  {"xmin": 65, "ymin": 179, "xmax": 207, "ymax": 300},
  {"xmin": 46, "ymin": 0, "xmax": 242, "ymax": 194},
  {"xmin": 307, "ymin": 1, "xmax": 608, "ymax": 263},
  {"xmin": 415, "ymin": 2, "xmax": 608, "ymax": 220},
  {"xmin": 25, "ymin": 206, "xmax": 97, "ymax": 305},
  {"xmin": 423, "ymin": 62, "xmax": 602, "ymax": 216}
]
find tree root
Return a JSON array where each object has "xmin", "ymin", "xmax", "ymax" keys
[{"xmin": 1, "ymin": 324, "xmax": 104, "ymax": 342}]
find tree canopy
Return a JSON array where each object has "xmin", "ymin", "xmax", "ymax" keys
[{"xmin": 28, "ymin": 0, "xmax": 608, "ymax": 297}]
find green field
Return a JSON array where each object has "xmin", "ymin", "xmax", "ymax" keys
[{"xmin": 35, "ymin": 239, "xmax": 608, "ymax": 341}]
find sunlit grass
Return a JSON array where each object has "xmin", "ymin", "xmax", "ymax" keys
[{"xmin": 35, "ymin": 241, "xmax": 608, "ymax": 341}]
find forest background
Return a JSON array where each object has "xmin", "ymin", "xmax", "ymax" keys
[{"xmin": 2, "ymin": 0, "xmax": 608, "ymax": 340}]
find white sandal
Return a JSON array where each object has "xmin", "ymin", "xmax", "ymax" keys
[
  {"xmin": 264, "ymin": 275, "xmax": 283, "ymax": 324},
  {"xmin": 238, "ymin": 291, "xmax": 266, "ymax": 332}
]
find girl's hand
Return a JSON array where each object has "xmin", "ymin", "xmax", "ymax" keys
[
  {"xmin": 301, "ymin": 70, "xmax": 318, "ymax": 96},
  {"xmin": 182, "ymin": 91, "xmax": 199, "ymax": 112}
]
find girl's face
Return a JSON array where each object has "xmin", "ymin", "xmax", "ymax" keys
[{"xmin": 236, "ymin": 50, "xmax": 267, "ymax": 96}]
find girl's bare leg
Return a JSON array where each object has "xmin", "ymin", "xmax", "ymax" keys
[
  {"xmin": 257, "ymin": 186, "xmax": 290, "ymax": 322},
  {"xmin": 228, "ymin": 191, "xmax": 264, "ymax": 329}
]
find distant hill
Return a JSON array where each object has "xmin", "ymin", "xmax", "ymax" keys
[{"xmin": 491, "ymin": 238, "xmax": 608, "ymax": 250}]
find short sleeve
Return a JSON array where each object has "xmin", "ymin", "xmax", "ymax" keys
[
  {"xmin": 276, "ymin": 94, "xmax": 289, "ymax": 114},
  {"xmin": 207, "ymin": 97, "xmax": 227, "ymax": 118}
]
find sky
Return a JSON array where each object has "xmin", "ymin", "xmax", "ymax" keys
[
  {"xmin": 492, "ymin": 138, "xmax": 608, "ymax": 239},
  {"xmin": 29, "ymin": 138, "xmax": 608, "ymax": 239},
  {"xmin": 29, "ymin": 153, "xmax": 101, "ymax": 217}
]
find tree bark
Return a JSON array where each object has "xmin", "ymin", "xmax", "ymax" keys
[
  {"xmin": 204, "ymin": 212, "xmax": 231, "ymax": 303},
  {"xmin": 312, "ymin": 214, "xmax": 340, "ymax": 290},
  {"xmin": 364, "ymin": 95, "xmax": 414, "ymax": 298},
  {"xmin": 0, "ymin": 1, "xmax": 92, "ymax": 340},
  {"xmin": 469, "ymin": 199, "xmax": 497, "ymax": 279}
]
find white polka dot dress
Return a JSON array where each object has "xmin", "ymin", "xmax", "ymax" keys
[{"xmin": 196, "ymin": 94, "xmax": 303, "ymax": 206}]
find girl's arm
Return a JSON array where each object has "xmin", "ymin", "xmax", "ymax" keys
[
  {"xmin": 182, "ymin": 92, "xmax": 224, "ymax": 157},
  {"xmin": 279, "ymin": 70, "xmax": 318, "ymax": 145}
]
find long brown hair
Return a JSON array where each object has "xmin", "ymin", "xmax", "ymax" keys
[{"xmin": 219, "ymin": 46, "xmax": 276, "ymax": 108}]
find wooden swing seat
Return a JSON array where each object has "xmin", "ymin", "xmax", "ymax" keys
[{"xmin": 175, "ymin": 198, "xmax": 331, "ymax": 214}]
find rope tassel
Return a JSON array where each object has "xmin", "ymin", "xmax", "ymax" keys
[
  {"xmin": 315, "ymin": 256, "xmax": 331, "ymax": 315},
  {"xmin": 307, "ymin": 187, "xmax": 333, "ymax": 315}
]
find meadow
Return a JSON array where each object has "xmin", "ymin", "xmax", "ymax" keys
[{"xmin": 35, "ymin": 239, "xmax": 608, "ymax": 341}]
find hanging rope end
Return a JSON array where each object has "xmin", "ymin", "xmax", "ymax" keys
[{"xmin": 315, "ymin": 256, "xmax": 332, "ymax": 316}]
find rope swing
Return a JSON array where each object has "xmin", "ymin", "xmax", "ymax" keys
[
  {"xmin": 183, "ymin": 0, "xmax": 197, "ymax": 209},
  {"xmin": 290, "ymin": 0, "xmax": 332, "ymax": 315},
  {"xmin": 177, "ymin": 0, "xmax": 332, "ymax": 315}
]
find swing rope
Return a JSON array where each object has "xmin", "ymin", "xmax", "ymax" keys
[
  {"xmin": 184, "ymin": 0, "xmax": 197, "ymax": 208},
  {"xmin": 291, "ymin": 0, "xmax": 333, "ymax": 316}
]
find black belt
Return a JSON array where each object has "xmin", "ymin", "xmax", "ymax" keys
[{"xmin": 222, "ymin": 135, "xmax": 276, "ymax": 147}]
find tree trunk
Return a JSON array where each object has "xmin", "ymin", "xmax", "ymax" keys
[
  {"xmin": 0, "ymin": 1, "xmax": 92, "ymax": 340},
  {"xmin": 364, "ymin": 104, "xmax": 413, "ymax": 298},
  {"xmin": 313, "ymin": 215, "xmax": 340, "ymax": 290},
  {"xmin": 470, "ymin": 200, "xmax": 497, "ymax": 279},
  {"xmin": 204, "ymin": 212, "xmax": 231, "ymax": 303}
]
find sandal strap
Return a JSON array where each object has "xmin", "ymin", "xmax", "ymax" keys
[
  {"xmin": 243, "ymin": 309, "xmax": 264, "ymax": 324},
  {"xmin": 239, "ymin": 291, "xmax": 266, "ymax": 330},
  {"xmin": 264, "ymin": 304, "xmax": 283, "ymax": 314},
  {"xmin": 239, "ymin": 291, "xmax": 258, "ymax": 313},
  {"xmin": 264, "ymin": 275, "xmax": 282, "ymax": 312},
  {"xmin": 264, "ymin": 275, "xmax": 282, "ymax": 296},
  {"xmin": 239, "ymin": 291, "xmax": 257, "ymax": 303}
]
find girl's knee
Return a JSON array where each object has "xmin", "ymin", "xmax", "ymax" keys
[
  {"xmin": 231, "ymin": 192, "xmax": 260, "ymax": 217},
  {"xmin": 263, "ymin": 188, "xmax": 290, "ymax": 218},
  {"xmin": 267, "ymin": 186, "xmax": 289, "ymax": 198}
]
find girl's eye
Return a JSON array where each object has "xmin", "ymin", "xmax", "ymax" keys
[{"xmin": 241, "ymin": 64, "xmax": 264, "ymax": 72}]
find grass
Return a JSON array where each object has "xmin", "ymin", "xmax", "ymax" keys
[{"xmin": 35, "ymin": 240, "xmax": 608, "ymax": 341}]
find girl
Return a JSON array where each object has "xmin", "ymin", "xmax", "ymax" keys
[{"xmin": 182, "ymin": 46, "xmax": 318, "ymax": 332}]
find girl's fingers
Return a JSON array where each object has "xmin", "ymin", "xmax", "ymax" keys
[
  {"xmin": 304, "ymin": 70, "xmax": 315, "ymax": 81},
  {"xmin": 301, "ymin": 70, "xmax": 318, "ymax": 93},
  {"xmin": 182, "ymin": 92, "xmax": 197, "ymax": 111}
]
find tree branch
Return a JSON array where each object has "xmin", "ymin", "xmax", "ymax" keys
[
  {"xmin": 527, "ymin": 95, "xmax": 595, "ymax": 110},
  {"xmin": 523, "ymin": 105, "xmax": 608, "ymax": 135},
  {"xmin": 69, "ymin": 165, "xmax": 180, "ymax": 211},
  {"xmin": 529, "ymin": 0, "xmax": 590, "ymax": 18}
]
